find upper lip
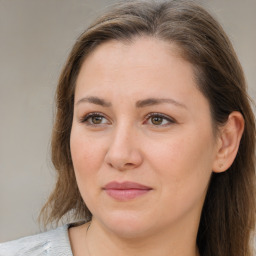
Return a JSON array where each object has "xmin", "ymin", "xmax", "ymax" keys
[{"xmin": 103, "ymin": 181, "xmax": 152, "ymax": 190}]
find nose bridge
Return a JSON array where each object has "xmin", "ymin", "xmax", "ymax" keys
[
  {"xmin": 105, "ymin": 121, "xmax": 142, "ymax": 170},
  {"xmin": 114, "ymin": 121, "xmax": 133, "ymax": 146}
]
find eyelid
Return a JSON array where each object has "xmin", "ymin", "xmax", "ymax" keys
[
  {"xmin": 79, "ymin": 112, "xmax": 111, "ymax": 125},
  {"xmin": 79, "ymin": 111, "xmax": 176, "ymax": 127},
  {"xmin": 144, "ymin": 112, "xmax": 176, "ymax": 126}
]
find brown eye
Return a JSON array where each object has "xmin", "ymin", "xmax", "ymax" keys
[
  {"xmin": 151, "ymin": 116, "xmax": 163, "ymax": 125},
  {"xmin": 144, "ymin": 113, "xmax": 176, "ymax": 127},
  {"xmin": 81, "ymin": 113, "xmax": 109, "ymax": 126},
  {"xmin": 91, "ymin": 116, "xmax": 103, "ymax": 124}
]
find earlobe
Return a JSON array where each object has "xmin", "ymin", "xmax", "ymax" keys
[{"xmin": 213, "ymin": 111, "xmax": 244, "ymax": 173}]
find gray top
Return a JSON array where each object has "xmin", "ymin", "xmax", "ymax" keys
[{"xmin": 0, "ymin": 224, "xmax": 73, "ymax": 256}]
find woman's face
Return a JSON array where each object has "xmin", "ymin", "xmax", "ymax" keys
[{"xmin": 70, "ymin": 37, "xmax": 219, "ymax": 238}]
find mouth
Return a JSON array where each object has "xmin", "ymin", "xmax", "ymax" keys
[{"xmin": 103, "ymin": 181, "xmax": 152, "ymax": 201}]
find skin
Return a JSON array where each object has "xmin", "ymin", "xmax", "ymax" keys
[{"xmin": 69, "ymin": 37, "xmax": 244, "ymax": 256}]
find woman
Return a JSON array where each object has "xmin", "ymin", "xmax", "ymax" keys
[{"xmin": 0, "ymin": 0, "xmax": 255, "ymax": 255}]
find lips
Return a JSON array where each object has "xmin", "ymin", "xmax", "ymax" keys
[{"xmin": 103, "ymin": 181, "xmax": 152, "ymax": 201}]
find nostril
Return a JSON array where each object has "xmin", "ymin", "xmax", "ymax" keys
[
  {"xmin": 125, "ymin": 163, "xmax": 134, "ymax": 167},
  {"xmin": 107, "ymin": 161, "xmax": 133, "ymax": 170},
  {"xmin": 108, "ymin": 162, "xmax": 114, "ymax": 168},
  {"xmin": 106, "ymin": 159, "xmax": 139, "ymax": 171},
  {"xmin": 104, "ymin": 143, "xmax": 143, "ymax": 171}
]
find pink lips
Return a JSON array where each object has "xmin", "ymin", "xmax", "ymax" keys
[{"xmin": 103, "ymin": 181, "xmax": 152, "ymax": 201}]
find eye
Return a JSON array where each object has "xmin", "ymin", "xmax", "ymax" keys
[
  {"xmin": 144, "ymin": 113, "xmax": 175, "ymax": 126},
  {"xmin": 80, "ymin": 112, "xmax": 110, "ymax": 126}
]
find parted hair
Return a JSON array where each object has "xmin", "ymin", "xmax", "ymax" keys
[{"xmin": 40, "ymin": 1, "xmax": 255, "ymax": 255}]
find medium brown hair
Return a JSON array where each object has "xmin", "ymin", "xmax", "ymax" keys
[{"xmin": 40, "ymin": 1, "xmax": 255, "ymax": 255}]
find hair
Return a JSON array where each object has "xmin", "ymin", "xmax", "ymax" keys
[{"xmin": 40, "ymin": 0, "xmax": 255, "ymax": 255}]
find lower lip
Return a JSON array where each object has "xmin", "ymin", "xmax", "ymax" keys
[{"xmin": 104, "ymin": 189, "xmax": 151, "ymax": 200}]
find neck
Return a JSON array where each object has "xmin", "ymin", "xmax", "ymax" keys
[{"xmin": 85, "ymin": 218, "xmax": 200, "ymax": 256}]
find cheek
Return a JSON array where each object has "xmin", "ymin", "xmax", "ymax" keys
[
  {"xmin": 70, "ymin": 128, "xmax": 104, "ymax": 188},
  {"xmin": 149, "ymin": 135, "xmax": 214, "ymax": 220},
  {"xmin": 70, "ymin": 125, "xmax": 103, "ymax": 168},
  {"xmin": 146, "ymin": 129, "xmax": 215, "ymax": 195},
  {"xmin": 70, "ymin": 129, "xmax": 106, "ymax": 212}
]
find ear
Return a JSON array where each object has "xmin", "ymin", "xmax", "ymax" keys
[{"xmin": 212, "ymin": 111, "xmax": 244, "ymax": 173}]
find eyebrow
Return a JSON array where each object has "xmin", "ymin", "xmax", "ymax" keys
[
  {"xmin": 76, "ymin": 96, "xmax": 112, "ymax": 107},
  {"xmin": 136, "ymin": 98, "xmax": 187, "ymax": 109},
  {"xmin": 76, "ymin": 96, "xmax": 186, "ymax": 109}
]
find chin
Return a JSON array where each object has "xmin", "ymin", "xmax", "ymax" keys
[{"xmin": 95, "ymin": 210, "xmax": 155, "ymax": 239}]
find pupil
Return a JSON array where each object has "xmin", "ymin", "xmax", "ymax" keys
[
  {"xmin": 92, "ymin": 116, "xmax": 102, "ymax": 124},
  {"xmin": 152, "ymin": 116, "xmax": 163, "ymax": 125}
]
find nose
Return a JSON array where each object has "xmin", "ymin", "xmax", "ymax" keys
[{"xmin": 104, "ymin": 125, "xmax": 143, "ymax": 171}]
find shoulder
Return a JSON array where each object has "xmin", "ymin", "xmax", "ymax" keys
[{"xmin": 0, "ymin": 224, "xmax": 73, "ymax": 256}]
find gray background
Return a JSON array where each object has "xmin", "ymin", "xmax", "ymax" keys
[{"xmin": 0, "ymin": 0, "xmax": 255, "ymax": 242}]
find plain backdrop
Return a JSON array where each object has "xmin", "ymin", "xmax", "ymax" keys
[{"xmin": 0, "ymin": 0, "xmax": 255, "ymax": 242}]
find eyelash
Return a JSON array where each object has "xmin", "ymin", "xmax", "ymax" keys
[
  {"xmin": 144, "ymin": 112, "xmax": 176, "ymax": 127},
  {"xmin": 80, "ymin": 112, "xmax": 110, "ymax": 126},
  {"xmin": 80, "ymin": 112, "xmax": 176, "ymax": 127}
]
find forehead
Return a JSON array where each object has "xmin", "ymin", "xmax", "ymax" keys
[
  {"xmin": 75, "ymin": 37, "xmax": 196, "ymax": 95},
  {"xmin": 75, "ymin": 37, "xmax": 212, "ymax": 128},
  {"xmin": 80, "ymin": 37, "xmax": 183, "ymax": 74}
]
